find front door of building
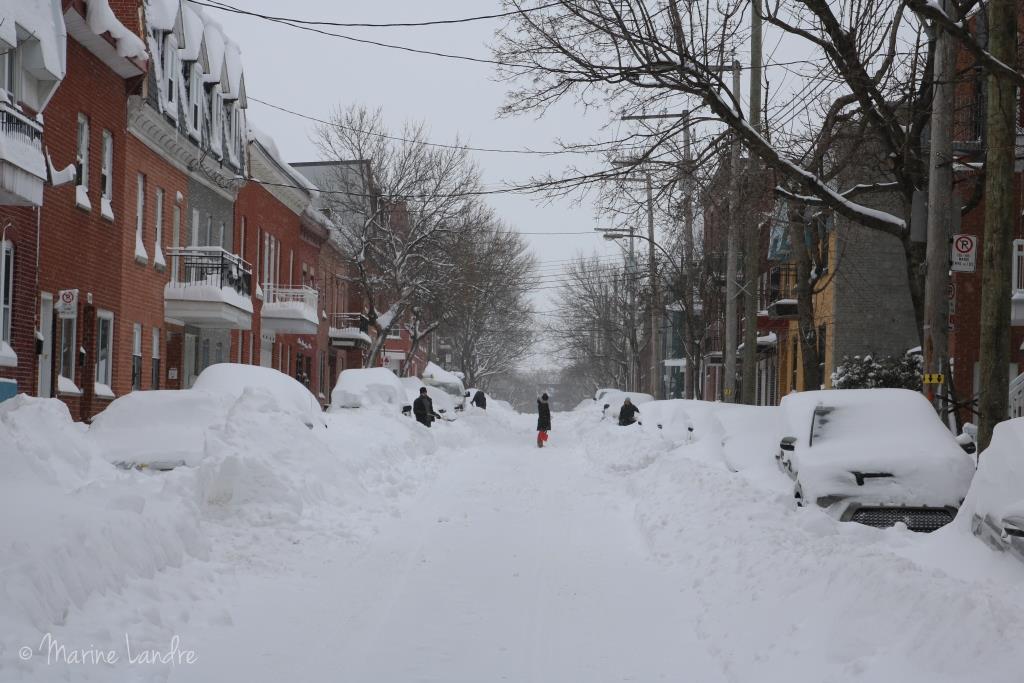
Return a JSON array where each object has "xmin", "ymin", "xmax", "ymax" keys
[{"xmin": 37, "ymin": 293, "xmax": 53, "ymax": 397}]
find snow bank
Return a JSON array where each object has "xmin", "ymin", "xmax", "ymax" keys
[
  {"xmin": 332, "ymin": 367, "xmax": 407, "ymax": 409},
  {"xmin": 0, "ymin": 397, "xmax": 206, "ymax": 658},
  {"xmin": 568, "ymin": 401, "xmax": 1024, "ymax": 682},
  {"xmin": 400, "ymin": 376, "xmax": 458, "ymax": 415},
  {"xmin": 87, "ymin": 389, "xmax": 233, "ymax": 467}
]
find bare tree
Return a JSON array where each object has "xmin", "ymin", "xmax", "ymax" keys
[
  {"xmin": 438, "ymin": 212, "xmax": 537, "ymax": 389},
  {"xmin": 313, "ymin": 104, "xmax": 482, "ymax": 367}
]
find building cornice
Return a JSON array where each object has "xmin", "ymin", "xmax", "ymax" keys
[{"xmin": 126, "ymin": 96, "xmax": 241, "ymax": 201}]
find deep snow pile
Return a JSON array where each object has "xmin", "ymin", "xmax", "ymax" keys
[
  {"xmin": 960, "ymin": 417, "xmax": 1024, "ymax": 527},
  {"xmin": 332, "ymin": 367, "xmax": 407, "ymax": 409},
  {"xmin": 566, "ymin": 404, "xmax": 1024, "ymax": 683},
  {"xmin": 0, "ymin": 377, "xmax": 450, "ymax": 680}
]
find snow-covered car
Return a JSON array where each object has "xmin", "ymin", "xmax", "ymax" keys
[
  {"xmin": 963, "ymin": 419, "xmax": 1024, "ymax": 562},
  {"xmin": 597, "ymin": 390, "xmax": 654, "ymax": 419},
  {"xmin": 332, "ymin": 367, "xmax": 408, "ymax": 410},
  {"xmin": 775, "ymin": 389, "xmax": 975, "ymax": 532},
  {"xmin": 193, "ymin": 363, "xmax": 327, "ymax": 429},
  {"xmin": 421, "ymin": 361, "xmax": 465, "ymax": 398},
  {"xmin": 88, "ymin": 389, "xmax": 234, "ymax": 469}
]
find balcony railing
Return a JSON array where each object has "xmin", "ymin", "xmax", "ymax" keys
[
  {"xmin": 328, "ymin": 313, "xmax": 372, "ymax": 348},
  {"xmin": 168, "ymin": 246, "xmax": 252, "ymax": 296},
  {"xmin": 0, "ymin": 100, "xmax": 43, "ymax": 152},
  {"xmin": 264, "ymin": 284, "xmax": 318, "ymax": 310}
]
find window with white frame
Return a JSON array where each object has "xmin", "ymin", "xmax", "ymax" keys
[
  {"xmin": 154, "ymin": 187, "xmax": 165, "ymax": 267},
  {"xmin": 134, "ymin": 173, "xmax": 148, "ymax": 262},
  {"xmin": 151, "ymin": 327, "xmax": 161, "ymax": 389},
  {"xmin": 75, "ymin": 114, "xmax": 90, "ymax": 209},
  {"xmin": 100, "ymin": 130, "xmax": 113, "ymax": 220},
  {"xmin": 131, "ymin": 323, "xmax": 142, "ymax": 391},
  {"xmin": 210, "ymin": 89, "xmax": 223, "ymax": 154},
  {"xmin": 1013, "ymin": 239, "xmax": 1024, "ymax": 295},
  {"xmin": 95, "ymin": 311, "xmax": 114, "ymax": 392},
  {"xmin": 0, "ymin": 241, "xmax": 12, "ymax": 348},
  {"xmin": 162, "ymin": 34, "xmax": 178, "ymax": 117},
  {"xmin": 191, "ymin": 207, "xmax": 200, "ymax": 247},
  {"xmin": 188, "ymin": 64, "xmax": 201, "ymax": 138},
  {"xmin": 0, "ymin": 47, "xmax": 18, "ymax": 100}
]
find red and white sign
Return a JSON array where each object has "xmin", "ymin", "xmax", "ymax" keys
[
  {"xmin": 951, "ymin": 234, "xmax": 977, "ymax": 273},
  {"xmin": 56, "ymin": 289, "xmax": 79, "ymax": 320}
]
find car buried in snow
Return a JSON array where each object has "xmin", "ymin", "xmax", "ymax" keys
[
  {"xmin": 963, "ymin": 418, "xmax": 1024, "ymax": 563},
  {"xmin": 775, "ymin": 389, "xmax": 975, "ymax": 532}
]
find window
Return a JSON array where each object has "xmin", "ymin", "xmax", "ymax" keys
[
  {"xmin": 96, "ymin": 311, "xmax": 114, "ymax": 391},
  {"xmin": 134, "ymin": 173, "xmax": 148, "ymax": 262},
  {"xmin": 1013, "ymin": 240, "xmax": 1024, "ymax": 294},
  {"xmin": 151, "ymin": 327, "xmax": 161, "ymax": 389},
  {"xmin": 239, "ymin": 216, "xmax": 246, "ymax": 261},
  {"xmin": 154, "ymin": 188, "xmax": 165, "ymax": 267},
  {"xmin": 76, "ymin": 114, "xmax": 90, "ymax": 209},
  {"xmin": 217, "ymin": 221, "xmax": 225, "ymax": 249},
  {"xmin": 131, "ymin": 323, "xmax": 142, "ymax": 391},
  {"xmin": 0, "ymin": 241, "xmax": 12, "ymax": 346},
  {"xmin": 59, "ymin": 317, "xmax": 76, "ymax": 384},
  {"xmin": 99, "ymin": 131, "xmax": 113, "ymax": 220},
  {"xmin": 210, "ymin": 89, "xmax": 223, "ymax": 153},
  {"xmin": 163, "ymin": 34, "xmax": 178, "ymax": 117},
  {"xmin": 188, "ymin": 64, "xmax": 201, "ymax": 137},
  {"xmin": 191, "ymin": 208, "xmax": 200, "ymax": 247},
  {"xmin": 0, "ymin": 47, "xmax": 17, "ymax": 100},
  {"xmin": 205, "ymin": 215, "xmax": 212, "ymax": 246}
]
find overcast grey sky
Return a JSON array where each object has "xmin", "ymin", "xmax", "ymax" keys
[{"xmin": 213, "ymin": 0, "xmax": 626, "ymax": 317}]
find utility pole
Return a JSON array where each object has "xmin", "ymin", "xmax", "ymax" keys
[
  {"xmin": 978, "ymin": 0, "xmax": 1017, "ymax": 450},
  {"xmin": 740, "ymin": 0, "xmax": 763, "ymax": 406},
  {"xmin": 682, "ymin": 127, "xmax": 696, "ymax": 400},
  {"xmin": 723, "ymin": 59, "xmax": 741, "ymax": 403},
  {"xmin": 645, "ymin": 171, "xmax": 659, "ymax": 397},
  {"xmin": 923, "ymin": 0, "xmax": 955, "ymax": 418}
]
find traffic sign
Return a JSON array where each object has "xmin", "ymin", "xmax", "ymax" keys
[
  {"xmin": 923, "ymin": 373, "xmax": 945, "ymax": 385},
  {"xmin": 56, "ymin": 289, "xmax": 78, "ymax": 319},
  {"xmin": 951, "ymin": 234, "xmax": 977, "ymax": 273}
]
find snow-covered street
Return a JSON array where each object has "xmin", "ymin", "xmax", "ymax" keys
[{"xmin": 4, "ymin": 397, "xmax": 1024, "ymax": 683}]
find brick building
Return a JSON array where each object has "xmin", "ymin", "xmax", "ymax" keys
[{"xmin": 0, "ymin": 1, "xmax": 67, "ymax": 401}]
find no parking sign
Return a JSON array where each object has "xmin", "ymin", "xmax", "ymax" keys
[{"xmin": 951, "ymin": 234, "xmax": 977, "ymax": 273}]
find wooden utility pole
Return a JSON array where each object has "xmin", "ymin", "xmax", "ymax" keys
[
  {"xmin": 740, "ymin": 0, "xmax": 763, "ymax": 405},
  {"xmin": 977, "ymin": 0, "xmax": 1017, "ymax": 450},
  {"xmin": 923, "ymin": 0, "xmax": 956, "ymax": 417},
  {"xmin": 723, "ymin": 60, "xmax": 742, "ymax": 403},
  {"xmin": 682, "ymin": 128, "xmax": 697, "ymax": 399},
  {"xmin": 645, "ymin": 172, "xmax": 659, "ymax": 397}
]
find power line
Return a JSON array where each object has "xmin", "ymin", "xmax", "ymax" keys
[
  {"xmin": 251, "ymin": 97, "xmax": 594, "ymax": 155},
  {"xmin": 194, "ymin": 0, "xmax": 562, "ymax": 28}
]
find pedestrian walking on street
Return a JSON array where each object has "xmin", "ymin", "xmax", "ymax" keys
[
  {"xmin": 618, "ymin": 397, "xmax": 641, "ymax": 426},
  {"xmin": 413, "ymin": 387, "xmax": 441, "ymax": 428},
  {"xmin": 537, "ymin": 393, "xmax": 551, "ymax": 448}
]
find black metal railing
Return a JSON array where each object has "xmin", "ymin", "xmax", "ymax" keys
[
  {"xmin": 167, "ymin": 247, "xmax": 252, "ymax": 298},
  {"xmin": 0, "ymin": 100, "xmax": 43, "ymax": 150}
]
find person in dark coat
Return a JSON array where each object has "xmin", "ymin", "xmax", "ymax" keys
[
  {"xmin": 413, "ymin": 387, "xmax": 440, "ymax": 427},
  {"xmin": 536, "ymin": 393, "xmax": 552, "ymax": 447},
  {"xmin": 472, "ymin": 390, "xmax": 486, "ymax": 410},
  {"xmin": 618, "ymin": 397, "xmax": 641, "ymax": 426}
]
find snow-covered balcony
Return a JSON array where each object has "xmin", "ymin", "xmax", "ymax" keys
[
  {"xmin": 329, "ymin": 313, "xmax": 372, "ymax": 349},
  {"xmin": 261, "ymin": 285, "xmax": 320, "ymax": 335},
  {"xmin": 165, "ymin": 247, "xmax": 253, "ymax": 330},
  {"xmin": 0, "ymin": 100, "xmax": 46, "ymax": 206}
]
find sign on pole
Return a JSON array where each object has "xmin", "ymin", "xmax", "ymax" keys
[
  {"xmin": 951, "ymin": 234, "xmax": 977, "ymax": 273},
  {"xmin": 56, "ymin": 289, "xmax": 79, "ymax": 319}
]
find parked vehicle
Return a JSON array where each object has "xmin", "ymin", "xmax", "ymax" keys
[
  {"xmin": 775, "ymin": 389, "xmax": 975, "ymax": 532},
  {"xmin": 964, "ymin": 419, "xmax": 1024, "ymax": 562}
]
